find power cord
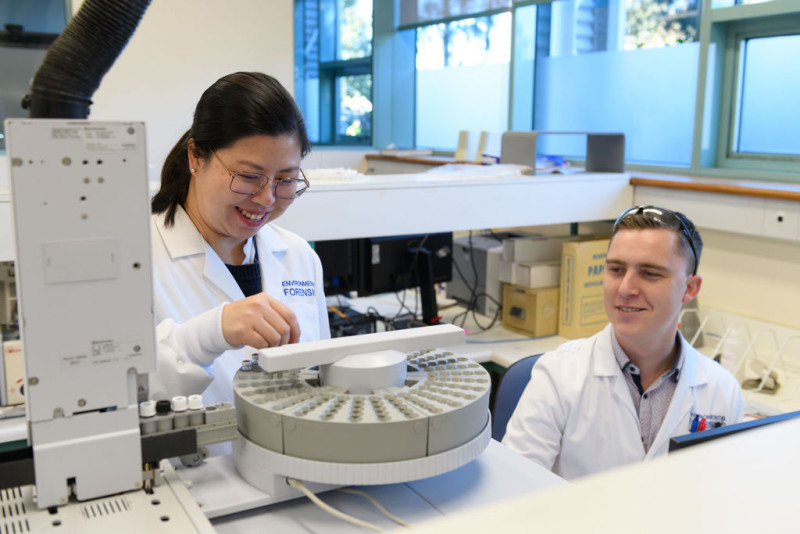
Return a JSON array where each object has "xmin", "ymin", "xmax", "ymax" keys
[
  {"xmin": 336, "ymin": 487, "xmax": 412, "ymax": 528},
  {"xmin": 393, "ymin": 234, "xmax": 431, "ymax": 322},
  {"xmin": 286, "ymin": 478, "xmax": 384, "ymax": 533},
  {"xmin": 449, "ymin": 232, "xmax": 503, "ymax": 333}
]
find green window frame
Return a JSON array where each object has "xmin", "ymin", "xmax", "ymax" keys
[{"xmin": 690, "ymin": 0, "xmax": 800, "ymax": 181}]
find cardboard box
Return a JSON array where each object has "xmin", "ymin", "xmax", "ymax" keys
[
  {"xmin": 499, "ymin": 259, "xmax": 515, "ymax": 285},
  {"xmin": 3, "ymin": 339, "xmax": 24, "ymax": 406},
  {"xmin": 558, "ymin": 237, "xmax": 610, "ymax": 339},
  {"xmin": 514, "ymin": 260, "xmax": 561, "ymax": 289},
  {"xmin": 502, "ymin": 235, "xmax": 570, "ymax": 263},
  {"xmin": 502, "ymin": 284, "xmax": 560, "ymax": 338}
]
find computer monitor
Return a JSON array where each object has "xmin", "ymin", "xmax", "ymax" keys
[
  {"xmin": 668, "ymin": 410, "xmax": 800, "ymax": 452},
  {"xmin": 315, "ymin": 233, "xmax": 453, "ymax": 325}
]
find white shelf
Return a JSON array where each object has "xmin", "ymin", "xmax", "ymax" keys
[
  {"xmin": 3, "ymin": 171, "xmax": 632, "ymax": 257},
  {"xmin": 278, "ymin": 171, "xmax": 633, "ymax": 242}
]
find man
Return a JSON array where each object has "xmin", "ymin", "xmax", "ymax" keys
[{"xmin": 502, "ymin": 205, "xmax": 743, "ymax": 480}]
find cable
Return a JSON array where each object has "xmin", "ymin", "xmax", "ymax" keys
[
  {"xmin": 448, "ymin": 230, "xmax": 507, "ymax": 333},
  {"xmin": 486, "ymin": 229, "xmax": 506, "ymax": 242},
  {"xmin": 467, "ymin": 291, "xmax": 502, "ymax": 331},
  {"xmin": 286, "ymin": 478, "xmax": 384, "ymax": 533},
  {"xmin": 392, "ymin": 234, "xmax": 431, "ymax": 322},
  {"xmin": 450, "ymin": 242, "xmax": 479, "ymax": 329},
  {"xmin": 336, "ymin": 488, "xmax": 412, "ymax": 529},
  {"xmin": 450, "ymin": 255, "xmax": 503, "ymax": 332}
]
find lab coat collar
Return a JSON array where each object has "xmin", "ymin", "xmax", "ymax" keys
[
  {"xmin": 154, "ymin": 206, "xmax": 291, "ymax": 259},
  {"xmin": 647, "ymin": 334, "xmax": 709, "ymax": 457},
  {"xmin": 593, "ymin": 324, "xmax": 640, "ymax": 421},
  {"xmin": 154, "ymin": 207, "xmax": 291, "ymax": 301},
  {"xmin": 593, "ymin": 324, "xmax": 622, "ymax": 377},
  {"xmin": 154, "ymin": 207, "xmax": 206, "ymax": 260},
  {"xmin": 592, "ymin": 324, "xmax": 710, "ymax": 458}
]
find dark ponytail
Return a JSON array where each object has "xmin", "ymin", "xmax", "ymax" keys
[
  {"xmin": 151, "ymin": 72, "xmax": 312, "ymax": 226},
  {"xmin": 152, "ymin": 130, "xmax": 191, "ymax": 226}
]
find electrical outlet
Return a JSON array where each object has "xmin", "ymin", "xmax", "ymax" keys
[{"xmin": 761, "ymin": 202, "xmax": 800, "ymax": 241}]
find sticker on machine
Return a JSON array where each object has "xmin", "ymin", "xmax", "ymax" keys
[
  {"xmin": 61, "ymin": 340, "xmax": 145, "ymax": 367},
  {"xmin": 82, "ymin": 124, "xmax": 139, "ymax": 151}
]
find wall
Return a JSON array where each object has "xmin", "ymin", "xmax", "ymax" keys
[
  {"xmin": 700, "ymin": 229, "xmax": 800, "ymax": 330},
  {"xmin": 75, "ymin": 0, "xmax": 295, "ymax": 177},
  {"xmin": 634, "ymin": 186, "xmax": 800, "ymax": 330},
  {"xmin": 0, "ymin": 1, "xmax": 364, "ymax": 186}
]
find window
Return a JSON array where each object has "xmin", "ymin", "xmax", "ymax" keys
[
  {"xmin": 625, "ymin": 0, "xmax": 700, "ymax": 50},
  {"xmin": 415, "ymin": 12, "xmax": 511, "ymax": 150},
  {"xmin": 710, "ymin": 6, "xmax": 800, "ymax": 174},
  {"xmin": 531, "ymin": 0, "xmax": 701, "ymax": 166},
  {"xmin": 294, "ymin": 0, "xmax": 800, "ymax": 181},
  {"xmin": 0, "ymin": 0, "xmax": 68, "ymax": 150},
  {"xmin": 295, "ymin": 0, "xmax": 373, "ymax": 146},
  {"xmin": 712, "ymin": 0, "xmax": 779, "ymax": 7},
  {"xmin": 734, "ymin": 34, "xmax": 800, "ymax": 156}
]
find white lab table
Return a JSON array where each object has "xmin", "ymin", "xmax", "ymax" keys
[
  {"xmin": 206, "ymin": 439, "xmax": 566, "ymax": 533},
  {"xmin": 410, "ymin": 417, "xmax": 800, "ymax": 534}
]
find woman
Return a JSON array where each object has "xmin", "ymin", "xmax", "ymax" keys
[{"xmin": 149, "ymin": 72, "xmax": 329, "ymax": 404}]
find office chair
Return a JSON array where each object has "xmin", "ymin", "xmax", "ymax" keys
[{"xmin": 491, "ymin": 354, "xmax": 542, "ymax": 442}]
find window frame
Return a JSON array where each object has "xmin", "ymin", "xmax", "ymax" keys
[
  {"xmin": 295, "ymin": 0, "xmax": 375, "ymax": 147},
  {"xmin": 714, "ymin": 14, "xmax": 800, "ymax": 172}
]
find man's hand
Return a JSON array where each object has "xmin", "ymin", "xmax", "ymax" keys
[{"xmin": 221, "ymin": 293, "xmax": 301, "ymax": 348}]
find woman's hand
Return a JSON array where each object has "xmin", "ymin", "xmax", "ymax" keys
[{"xmin": 221, "ymin": 293, "xmax": 301, "ymax": 348}]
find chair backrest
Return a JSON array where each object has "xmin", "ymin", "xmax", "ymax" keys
[{"xmin": 492, "ymin": 354, "xmax": 542, "ymax": 441}]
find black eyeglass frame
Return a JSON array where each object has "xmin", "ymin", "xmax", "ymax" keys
[
  {"xmin": 613, "ymin": 205, "xmax": 699, "ymax": 276},
  {"xmin": 210, "ymin": 149, "xmax": 310, "ymax": 199}
]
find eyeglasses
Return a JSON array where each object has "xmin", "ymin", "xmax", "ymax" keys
[
  {"xmin": 210, "ymin": 150, "xmax": 309, "ymax": 199},
  {"xmin": 613, "ymin": 205, "xmax": 699, "ymax": 276}
]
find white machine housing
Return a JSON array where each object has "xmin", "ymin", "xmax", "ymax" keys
[{"xmin": 6, "ymin": 119, "xmax": 156, "ymax": 508}]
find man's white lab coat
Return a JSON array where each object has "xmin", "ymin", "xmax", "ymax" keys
[{"xmin": 503, "ymin": 324, "xmax": 743, "ymax": 480}]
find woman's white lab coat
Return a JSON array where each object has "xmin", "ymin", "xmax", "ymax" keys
[
  {"xmin": 148, "ymin": 207, "xmax": 330, "ymax": 404},
  {"xmin": 502, "ymin": 324, "xmax": 743, "ymax": 481}
]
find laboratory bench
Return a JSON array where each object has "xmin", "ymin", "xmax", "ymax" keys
[
  {"xmin": 364, "ymin": 154, "xmax": 482, "ymax": 175},
  {"xmin": 191, "ymin": 439, "xmax": 566, "ymax": 533},
  {"xmin": 410, "ymin": 416, "xmax": 800, "ymax": 534}
]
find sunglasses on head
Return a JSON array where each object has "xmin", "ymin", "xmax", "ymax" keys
[{"xmin": 614, "ymin": 205, "xmax": 698, "ymax": 276}]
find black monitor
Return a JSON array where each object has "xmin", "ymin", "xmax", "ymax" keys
[
  {"xmin": 669, "ymin": 410, "xmax": 800, "ymax": 452},
  {"xmin": 315, "ymin": 233, "xmax": 453, "ymax": 325}
]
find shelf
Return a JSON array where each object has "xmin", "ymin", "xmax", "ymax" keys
[{"xmin": 277, "ymin": 171, "xmax": 633, "ymax": 242}]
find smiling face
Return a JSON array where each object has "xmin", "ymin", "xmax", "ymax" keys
[
  {"xmin": 603, "ymin": 228, "xmax": 702, "ymax": 358},
  {"xmin": 185, "ymin": 134, "xmax": 302, "ymax": 263}
]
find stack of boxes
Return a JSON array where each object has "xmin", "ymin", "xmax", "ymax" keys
[
  {"xmin": 500, "ymin": 234, "xmax": 568, "ymax": 338},
  {"xmin": 499, "ymin": 234, "xmax": 610, "ymax": 339}
]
